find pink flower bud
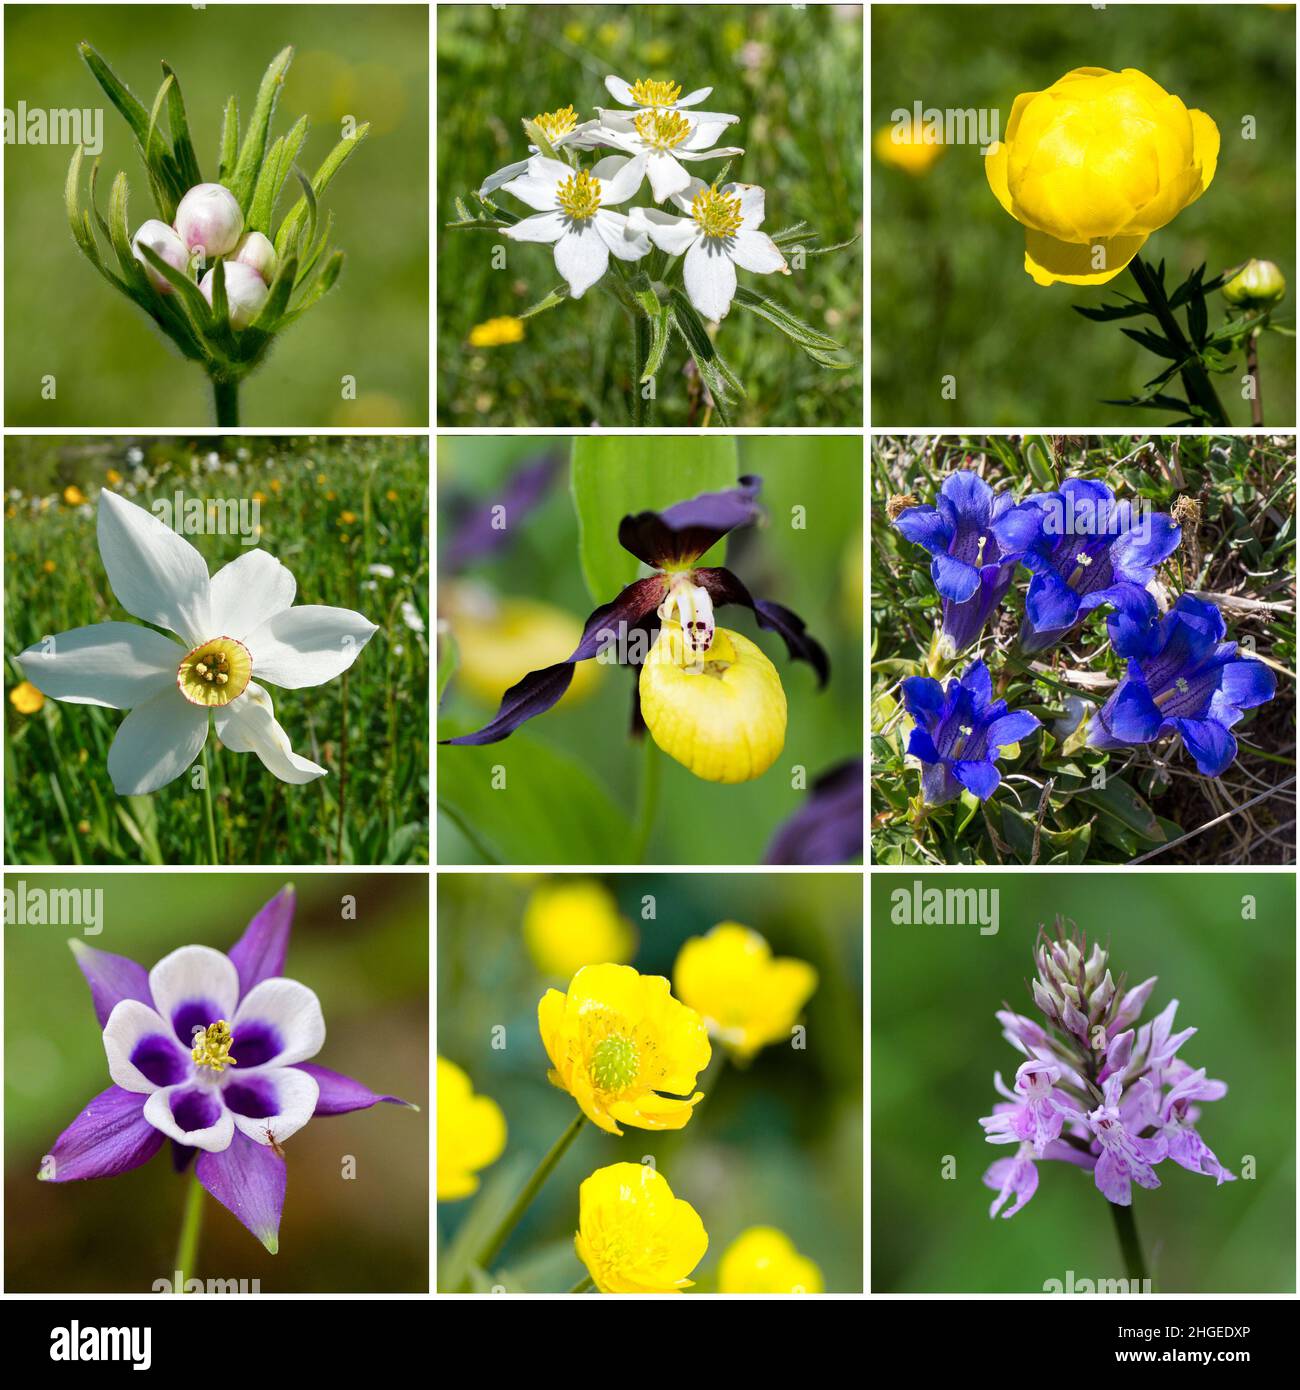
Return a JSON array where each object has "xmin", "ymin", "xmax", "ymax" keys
[
  {"xmin": 174, "ymin": 182, "xmax": 244, "ymax": 260},
  {"xmin": 232, "ymin": 231, "xmax": 278, "ymax": 284},
  {"xmin": 131, "ymin": 219, "xmax": 190, "ymax": 293},
  {"xmin": 200, "ymin": 261, "xmax": 270, "ymax": 329}
]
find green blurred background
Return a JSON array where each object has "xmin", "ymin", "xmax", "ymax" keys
[
  {"xmin": 437, "ymin": 872, "xmax": 863, "ymax": 1292},
  {"xmin": 436, "ymin": 435, "xmax": 863, "ymax": 865},
  {"xmin": 872, "ymin": 871, "xmax": 1296, "ymax": 1293},
  {"xmin": 4, "ymin": 872, "xmax": 428, "ymax": 1292},
  {"xmin": 438, "ymin": 3, "xmax": 863, "ymax": 425},
  {"xmin": 4, "ymin": 4, "xmax": 429, "ymax": 426},
  {"xmin": 871, "ymin": 3, "xmax": 1297, "ymax": 426}
]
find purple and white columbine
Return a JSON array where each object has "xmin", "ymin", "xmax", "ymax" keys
[{"xmin": 40, "ymin": 886, "xmax": 412, "ymax": 1252}]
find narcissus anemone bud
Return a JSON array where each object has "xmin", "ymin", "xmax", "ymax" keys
[
  {"xmin": 131, "ymin": 219, "xmax": 190, "ymax": 293},
  {"xmin": 174, "ymin": 182, "xmax": 245, "ymax": 260},
  {"xmin": 200, "ymin": 261, "xmax": 270, "ymax": 329},
  {"xmin": 232, "ymin": 230, "xmax": 278, "ymax": 284},
  {"xmin": 639, "ymin": 619, "xmax": 786, "ymax": 783},
  {"xmin": 1222, "ymin": 258, "xmax": 1286, "ymax": 309}
]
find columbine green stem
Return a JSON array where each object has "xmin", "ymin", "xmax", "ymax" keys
[
  {"xmin": 1109, "ymin": 1199, "xmax": 1149, "ymax": 1286},
  {"xmin": 212, "ymin": 377, "xmax": 240, "ymax": 427},
  {"xmin": 1128, "ymin": 256, "xmax": 1229, "ymax": 425},
  {"xmin": 631, "ymin": 733, "xmax": 662, "ymax": 864},
  {"xmin": 174, "ymin": 1173, "xmax": 205, "ymax": 1294},
  {"xmin": 201, "ymin": 738, "xmax": 219, "ymax": 865}
]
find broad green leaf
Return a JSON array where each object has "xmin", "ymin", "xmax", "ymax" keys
[
  {"xmin": 1075, "ymin": 776, "xmax": 1166, "ymax": 842},
  {"xmin": 229, "ymin": 45, "xmax": 293, "ymax": 212}
]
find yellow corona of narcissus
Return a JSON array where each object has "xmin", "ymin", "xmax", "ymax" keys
[
  {"xmin": 673, "ymin": 923, "xmax": 818, "ymax": 1062},
  {"xmin": 436, "ymin": 1056, "xmax": 507, "ymax": 1200},
  {"xmin": 575, "ymin": 1162, "xmax": 708, "ymax": 1293},
  {"xmin": 717, "ymin": 1226, "xmax": 825, "ymax": 1293},
  {"xmin": 538, "ymin": 963, "xmax": 711, "ymax": 1135},
  {"xmin": 985, "ymin": 67, "xmax": 1219, "ymax": 286},
  {"xmin": 639, "ymin": 619, "xmax": 786, "ymax": 783},
  {"xmin": 522, "ymin": 879, "xmax": 636, "ymax": 977}
]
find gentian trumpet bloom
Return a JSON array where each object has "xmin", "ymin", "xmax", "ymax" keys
[
  {"xmin": 1087, "ymin": 594, "xmax": 1276, "ymax": 775},
  {"xmin": 901, "ymin": 659, "xmax": 1041, "ymax": 806},
  {"xmin": 173, "ymin": 182, "xmax": 244, "ymax": 260},
  {"xmin": 40, "ymin": 886, "xmax": 413, "ymax": 1251}
]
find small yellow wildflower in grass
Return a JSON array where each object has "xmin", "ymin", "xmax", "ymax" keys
[
  {"xmin": 339, "ymin": 510, "xmax": 358, "ymax": 525},
  {"xmin": 62, "ymin": 485, "xmax": 88, "ymax": 506},
  {"xmin": 77, "ymin": 819, "xmax": 92, "ymax": 836},
  {"xmin": 674, "ymin": 923, "xmax": 817, "ymax": 1062},
  {"xmin": 252, "ymin": 490, "xmax": 268, "ymax": 503},
  {"xmin": 9, "ymin": 681, "xmax": 45, "ymax": 714},
  {"xmin": 469, "ymin": 316, "xmax": 525, "ymax": 348},
  {"xmin": 873, "ymin": 124, "xmax": 943, "ymax": 175},
  {"xmin": 325, "ymin": 490, "xmax": 337, "ymax": 502},
  {"xmin": 269, "ymin": 479, "xmax": 283, "ymax": 494},
  {"xmin": 43, "ymin": 560, "xmax": 57, "ymax": 574},
  {"xmin": 105, "ymin": 469, "xmax": 123, "ymax": 486},
  {"xmin": 575, "ymin": 1162, "xmax": 708, "ymax": 1293},
  {"xmin": 538, "ymin": 964, "xmax": 711, "ymax": 1135},
  {"xmin": 523, "ymin": 880, "xmax": 636, "ymax": 978},
  {"xmin": 717, "ymin": 1226, "xmax": 824, "ymax": 1293},
  {"xmin": 386, "ymin": 489, "xmax": 399, "ymax": 502},
  {"xmin": 436, "ymin": 1056, "xmax": 506, "ymax": 1200}
]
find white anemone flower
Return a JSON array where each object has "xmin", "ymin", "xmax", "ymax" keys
[
  {"xmin": 630, "ymin": 178, "xmax": 789, "ymax": 322},
  {"xmin": 602, "ymin": 74, "xmax": 738, "ymax": 126},
  {"xmin": 501, "ymin": 154, "xmax": 650, "ymax": 298},
  {"xmin": 593, "ymin": 108, "xmax": 743, "ymax": 203},
  {"xmin": 479, "ymin": 104, "xmax": 607, "ymax": 197},
  {"xmin": 16, "ymin": 490, "xmax": 377, "ymax": 795}
]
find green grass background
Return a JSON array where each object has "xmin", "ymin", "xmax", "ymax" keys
[
  {"xmin": 871, "ymin": 3, "xmax": 1297, "ymax": 426},
  {"xmin": 871, "ymin": 871, "xmax": 1296, "ymax": 1293}
]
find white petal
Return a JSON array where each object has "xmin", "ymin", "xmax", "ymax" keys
[
  {"xmin": 500, "ymin": 156, "xmax": 566, "ymax": 210},
  {"xmin": 677, "ymin": 144, "xmax": 744, "ymax": 164},
  {"xmin": 106, "ymin": 685, "xmax": 209, "ymax": 794},
  {"xmin": 595, "ymin": 209, "xmax": 650, "ymax": 261},
  {"xmin": 676, "ymin": 87, "xmax": 714, "ymax": 108},
  {"xmin": 593, "ymin": 153, "xmax": 647, "ymax": 206},
  {"xmin": 503, "ymin": 210, "xmax": 566, "ymax": 245},
  {"xmin": 479, "ymin": 157, "xmax": 530, "ymax": 197},
  {"xmin": 232, "ymin": 978, "xmax": 326, "ymax": 1067},
  {"xmin": 244, "ymin": 604, "xmax": 378, "ymax": 688},
  {"xmin": 731, "ymin": 227, "xmax": 788, "ymax": 274},
  {"xmin": 684, "ymin": 238, "xmax": 738, "ymax": 321},
  {"xmin": 224, "ymin": 1065, "xmax": 321, "ymax": 1146},
  {"xmin": 144, "ymin": 1085, "xmax": 235, "ymax": 1152},
  {"xmin": 17, "ymin": 622, "xmax": 181, "ymax": 708},
  {"xmin": 604, "ymin": 74, "xmax": 635, "ymax": 105},
  {"xmin": 683, "ymin": 115, "xmax": 741, "ymax": 148},
  {"xmin": 646, "ymin": 152, "xmax": 693, "ymax": 203},
  {"xmin": 632, "ymin": 206, "xmax": 700, "ymax": 256},
  {"xmin": 207, "ymin": 550, "xmax": 297, "ymax": 640},
  {"xmin": 149, "ymin": 945, "xmax": 240, "ymax": 1044},
  {"xmin": 553, "ymin": 223, "xmax": 610, "ymax": 298},
  {"xmin": 729, "ymin": 182, "xmax": 766, "ymax": 227},
  {"xmin": 669, "ymin": 176, "xmax": 710, "ymax": 213},
  {"xmin": 214, "ymin": 682, "xmax": 326, "ymax": 784},
  {"xmin": 97, "ymin": 489, "xmax": 212, "ymax": 645},
  {"xmin": 102, "ymin": 999, "xmax": 188, "ymax": 1093}
]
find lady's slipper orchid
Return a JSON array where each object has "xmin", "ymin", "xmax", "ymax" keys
[
  {"xmin": 200, "ymin": 260, "xmax": 270, "ymax": 329},
  {"xmin": 901, "ymin": 659, "xmax": 1041, "ymax": 806},
  {"xmin": 131, "ymin": 219, "xmax": 190, "ymax": 294},
  {"xmin": 575, "ymin": 1161, "xmax": 708, "ymax": 1294},
  {"xmin": 174, "ymin": 181, "xmax": 245, "ymax": 261},
  {"xmin": 595, "ymin": 108, "xmax": 743, "ymax": 204},
  {"xmin": 1087, "ymin": 594, "xmax": 1276, "ymax": 775},
  {"xmin": 717, "ymin": 1226, "xmax": 824, "ymax": 1294},
  {"xmin": 40, "ymin": 886, "xmax": 411, "ymax": 1251},
  {"xmin": 436, "ymin": 1056, "xmax": 506, "ymax": 1201},
  {"xmin": 15, "ymin": 489, "xmax": 377, "ymax": 795}
]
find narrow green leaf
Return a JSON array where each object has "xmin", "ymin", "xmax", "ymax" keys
[
  {"xmin": 731, "ymin": 285, "xmax": 843, "ymax": 350},
  {"xmin": 667, "ymin": 287, "xmax": 716, "ymax": 360},
  {"xmin": 135, "ymin": 241, "xmax": 212, "ymax": 336},
  {"xmin": 162, "ymin": 61, "xmax": 203, "ymax": 188},
  {"xmin": 108, "ymin": 171, "xmax": 148, "ymax": 289},
  {"xmin": 273, "ymin": 251, "xmax": 339, "ymax": 329},
  {"xmin": 291, "ymin": 166, "xmax": 318, "ymax": 255},
  {"xmin": 144, "ymin": 73, "xmax": 175, "ymax": 182},
  {"xmin": 275, "ymin": 123, "xmax": 370, "ymax": 256},
  {"xmin": 87, "ymin": 158, "xmax": 112, "ymax": 246},
  {"xmin": 229, "ymin": 45, "xmax": 294, "ymax": 212},
  {"xmin": 219, "ymin": 96, "xmax": 239, "ymax": 182},
  {"xmin": 295, "ymin": 210, "xmax": 334, "ymax": 286},
  {"xmin": 79, "ymin": 42, "xmax": 152, "ymax": 148},
  {"xmin": 211, "ymin": 257, "xmax": 231, "ymax": 328},
  {"xmin": 250, "ymin": 253, "xmax": 297, "ymax": 330},
  {"xmin": 516, "ymin": 283, "xmax": 569, "ymax": 320},
  {"xmin": 247, "ymin": 134, "xmax": 287, "ymax": 235},
  {"xmin": 65, "ymin": 145, "xmax": 92, "ymax": 254},
  {"xmin": 641, "ymin": 300, "xmax": 673, "ymax": 380}
]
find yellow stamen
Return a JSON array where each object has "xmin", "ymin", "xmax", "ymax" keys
[
  {"xmin": 691, "ymin": 184, "xmax": 744, "ymax": 238},
  {"xmin": 192, "ymin": 1020, "xmax": 237, "ymax": 1072},
  {"xmin": 633, "ymin": 108, "xmax": 692, "ymax": 149},
  {"xmin": 629, "ymin": 77, "xmax": 682, "ymax": 108},
  {"xmin": 556, "ymin": 168, "xmax": 602, "ymax": 220},
  {"xmin": 177, "ymin": 636, "xmax": 253, "ymax": 707},
  {"xmin": 533, "ymin": 105, "xmax": 578, "ymax": 143}
]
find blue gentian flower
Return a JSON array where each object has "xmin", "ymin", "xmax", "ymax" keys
[
  {"xmin": 1088, "ymin": 594, "xmax": 1276, "ymax": 775},
  {"xmin": 1017, "ymin": 478, "xmax": 1181, "ymax": 653},
  {"xmin": 901, "ymin": 659, "xmax": 1041, "ymax": 805},
  {"xmin": 892, "ymin": 471, "xmax": 1041, "ymax": 656}
]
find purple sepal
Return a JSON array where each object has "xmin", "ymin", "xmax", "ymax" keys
[
  {"xmin": 297, "ymin": 1063, "xmax": 413, "ymax": 1115},
  {"xmin": 68, "ymin": 940, "xmax": 152, "ymax": 1028},
  {"xmin": 444, "ymin": 454, "xmax": 560, "ymax": 573},
  {"xmin": 618, "ymin": 475, "xmax": 763, "ymax": 569},
  {"xmin": 764, "ymin": 759, "xmax": 863, "ymax": 864},
  {"xmin": 228, "ymin": 886, "xmax": 296, "ymax": 998},
  {"xmin": 196, "ymin": 1130, "xmax": 286, "ymax": 1253},
  {"xmin": 171, "ymin": 1140, "xmax": 198, "ymax": 1174},
  {"xmin": 695, "ymin": 567, "xmax": 830, "ymax": 686},
  {"xmin": 40, "ymin": 1084, "xmax": 163, "ymax": 1183}
]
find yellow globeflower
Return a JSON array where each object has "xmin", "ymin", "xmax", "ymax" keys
[
  {"xmin": 436, "ymin": 1056, "xmax": 506, "ymax": 1200},
  {"xmin": 718, "ymin": 1226, "xmax": 824, "ymax": 1293},
  {"xmin": 538, "ymin": 964, "xmax": 711, "ymax": 1135},
  {"xmin": 9, "ymin": 681, "xmax": 45, "ymax": 715},
  {"xmin": 674, "ymin": 923, "xmax": 817, "ymax": 1062},
  {"xmin": 986, "ymin": 67, "xmax": 1219, "ymax": 286},
  {"xmin": 639, "ymin": 620, "xmax": 786, "ymax": 784},
  {"xmin": 575, "ymin": 1162, "xmax": 708, "ymax": 1293},
  {"xmin": 873, "ymin": 124, "xmax": 943, "ymax": 176},
  {"xmin": 523, "ymin": 880, "xmax": 636, "ymax": 977}
]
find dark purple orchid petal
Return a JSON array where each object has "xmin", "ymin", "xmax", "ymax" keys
[
  {"xmin": 764, "ymin": 759, "xmax": 863, "ymax": 865},
  {"xmin": 695, "ymin": 567, "xmax": 830, "ymax": 686},
  {"xmin": 196, "ymin": 1130, "xmax": 286, "ymax": 1254},
  {"xmin": 444, "ymin": 454, "xmax": 561, "ymax": 573},
  {"xmin": 40, "ymin": 1085, "xmax": 163, "ymax": 1183},
  {"xmin": 618, "ymin": 475, "xmax": 763, "ymax": 569},
  {"xmin": 442, "ymin": 575, "xmax": 666, "ymax": 745},
  {"xmin": 228, "ymin": 886, "xmax": 296, "ymax": 1000},
  {"xmin": 296, "ymin": 1063, "xmax": 413, "ymax": 1115},
  {"xmin": 68, "ymin": 940, "xmax": 152, "ymax": 1028}
]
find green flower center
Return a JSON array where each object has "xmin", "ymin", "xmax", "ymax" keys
[{"xmin": 591, "ymin": 1034, "xmax": 640, "ymax": 1092}]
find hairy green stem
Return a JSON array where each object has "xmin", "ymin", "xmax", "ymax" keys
[
  {"xmin": 630, "ymin": 311, "xmax": 651, "ymax": 425},
  {"xmin": 174, "ymin": 1174, "xmax": 205, "ymax": 1293},
  {"xmin": 212, "ymin": 376, "xmax": 240, "ymax": 427},
  {"xmin": 1127, "ymin": 257, "xmax": 1229, "ymax": 425}
]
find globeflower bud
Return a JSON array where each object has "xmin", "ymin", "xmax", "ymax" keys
[
  {"xmin": 1221, "ymin": 258, "xmax": 1286, "ymax": 310},
  {"xmin": 200, "ymin": 261, "xmax": 269, "ymax": 329},
  {"xmin": 232, "ymin": 230, "xmax": 278, "ymax": 285},
  {"xmin": 174, "ymin": 182, "xmax": 244, "ymax": 260},
  {"xmin": 130, "ymin": 219, "xmax": 190, "ymax": 293}
]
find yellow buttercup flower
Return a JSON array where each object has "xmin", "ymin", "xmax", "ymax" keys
[
  {"xmin": 673, "ymin": 923, "xmax": 817, "ymax": 1062},
  {"xmin": 575, "ymin": 1162, "xmax": 708, "ymax": 1293},
  {"xmin": 523, "ymin": 880, "xmax": 636, "ymax": 977},
  {"xmin": 639, "ymin": 620, "xmax": 786, "ymax": 784},
  {"xmin": 873, "ymin": 124, "xmax": 943, "ymax": 176},
  {"xmin": 469, "ymin": 316, "xmax": 525, "ymax": 348},
  {"xmin": 538, "ymin": 964, "xmax": 711, "ymax": 1135},
  {"xmin": 62, "ymin": 485, "xmax": 88, "ymax": 506},
  {"xmin": 9, "ymin": 681, "xmax": 45, "ymax": 715},
  {"xmin": 985, "ymin": 67, "xmax": 1219, "ymax": 286},
  {"xmin": 717, "ymin": 1226, "xmax": 824, "ymax": 1293},
  {"xmin": 436, "ymin": 1056, "xmax": 506, "ymax": 1200}
]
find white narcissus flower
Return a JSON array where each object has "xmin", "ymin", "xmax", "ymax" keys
[
  {"xmin": 479, "ymin": 104, "xmax": 608, "ymax": 197},
  {"xmin": 501, "ymin": 154, "xmax": 650, "ymax": 298},
  {"xmin": 631, "ymin": 178, "xmax": 789, "ymax": 322},
  {"xmin": 200, "ymin": 260, "xmax": 270, "ymax": 329},
  {"xmin": 131, "ymin": 220, "xmax": 191, "ymax": 293},
  {"xmin": 16, "ymin": 490, "xmax": 378, "ymax": 795},
  {"xmin": 173, "ymin": 182, "xmax": 245, "ymax": 260},
  {"xmin": 593, "ymin": 108, "xmax": 743, "ymax": 203}
]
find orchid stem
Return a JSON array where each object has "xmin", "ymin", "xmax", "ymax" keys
[
  {"xmin": 174, "ymin": 1173, "xmax": 205, "ymax": 1293},
  {"xmin": 212, "ymin": 377, "xmax": 239, "ymax": 427},
  {"xmin": 568, "ymin": 1275, "xmax": 595, "ymax": 1293},
  {"xmin": 201, "ymin": 740, "xmax": 219, "ymax": 865},
  {"xmin": 631, "ymin": 734, "xmax": 662, "ymax": 864},
  {"xmin": 1109, "ymin": 1200, "xmax": 1149, "ymax": 1287},
  {"xmin": 1127, "ymin": 256, "xmax": 1229, "ymax": 425}
]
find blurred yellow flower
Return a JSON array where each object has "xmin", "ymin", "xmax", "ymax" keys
[
  {"xmin": 469, "ymin": 316, "xmax": 525, "ymax": 348},
  {"xmin": 386, "ymin": 489, "xmax": 399, "ymax": 502},
  {"xmin": 9, "ymin": 681, "xmax": 45, "ymax": 714},
  {"xmin": 325, "ymin": 490, "xmax": 337, "ymax": 502},
  {"xmin": 77, "ymin": 819, "xmax": 92, "ymax": 836},
  {"xmin": 576, "ymin": 1163, "xmax": 708, "ymax": 1294},
  {"xmin": 339, "ymin": 510, "xmax": 358, "ymax": 525},
  {"xmin": 539, "ymin": 964, "xmax": 711, "ymax": 1135},
  {"xmin": 436, "ymin": 1056, "xmax": 506, "ymax": 1200},
  {"xmin": 717, "ymin": 1226, "xmax": 824, "ymax": 1293},
  {"xmin": 252, "ymin": 490, "xmax": 268, "ymax": 503},
  {"xmin": 43, "ymin": 560, "xmax": 57, "ymax": 574},
  {"xmin": 673, "ymin": 923, "xmax": 817, "ymax": 1062},
  {"xmin": 986, "ymin": 67, "xmax": 1218, "ymax": 286},
  {"xmin": 62, "ymin": 485, "xmax": 88, "ymax": 506},
  {"xmin": 269, "ymin": 479, "xmax": 283, "ymax": 494},
  {"xmin": 105, "ymin": 469, "xmax": 123, "ymax": 486},
  {"xmin": 523, "ymin": 880, "xmax": 636, "ymax": 977},
  {"xmin": 873, "ymin": 124, "xmax": 943, "ymax": 175}
]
